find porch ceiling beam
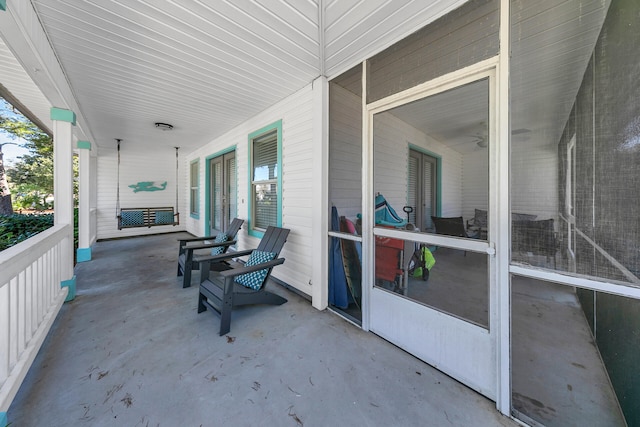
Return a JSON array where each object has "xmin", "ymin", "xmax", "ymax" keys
[{"xmin": 0, "ymin": 1, "xmax": 93, "ymax": 143}]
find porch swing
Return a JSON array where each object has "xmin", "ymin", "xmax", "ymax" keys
[{"xmin": 116, "ymin": 139, "xmax": 180, "ymax": 230}]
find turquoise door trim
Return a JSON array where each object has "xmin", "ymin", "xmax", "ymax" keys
[
  {"xmin": 247, "ymin": 120, "xmax": 282, "ymax": 238},
  {"xmin": 408, "ymin": 143, "xmax": 442, "ymax": 216},
  {"xmin": 0, "ymin": 0, "xmax": 6, "ymax": 11},
  {"xmin": 205, "ymin": 146, "xmax": 236, "ymax": 235}
]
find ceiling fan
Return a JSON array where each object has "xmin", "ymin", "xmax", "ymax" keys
[{"xmin": 467, "ymin": 133, "xmax": 487, "ymax": 148}]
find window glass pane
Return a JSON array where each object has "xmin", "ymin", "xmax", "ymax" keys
[
  {"xmin": 253, "ymin": 183, "xmax": 277, "ymax": 230},
  {"xmin": 212, "ymin": 160, "xmax": 222, "ymax": 230},
  {"xmin": 253, "ymin": 132, "xmax": 277, "ymax": 181},
  {"xmin": 227, "ymin": 156, "xmax": 236, "ymax": 220},
  {"xmin": 510, "ymin": 0, "xmax": 640, "ymax": 284},
  {"xmin": 512, "ymin": 276, "xmax": 636, "ymax": 426},
  {"xmin": 190, "ymin": 161, "xmax": 198, "ymax": 215},
  {"xmin": 251, "ymin": 129, "xmax": 278, "ymax": 230}
]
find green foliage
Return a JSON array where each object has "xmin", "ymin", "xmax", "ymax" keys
[
  {"xmin": 0, "ymin": 213, "xmax": 54, "ymax": 251},
  {"xmin": 9, "ymin": 183, "xmax": 53, "ymax": 210},
  {"xmin": 0, "ymin": 99, "xmax": 52, "ymax": 155},
  {"xmin": 1, "ymin": 98, "xmax": 55, "ymax": 212}
]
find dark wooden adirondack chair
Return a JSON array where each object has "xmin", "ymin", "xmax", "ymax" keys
[
  {"xmin": 177, "ymin": 218, "xmax": 244, "ymax": 288},
  {"xmin": 197, "ymin": 226, "xmax": 290, "ymax": 336}
]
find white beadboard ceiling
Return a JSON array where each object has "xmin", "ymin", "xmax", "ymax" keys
[
  {"xmin": 0, "ymin": 0, "xmax": 467, "ymax": 153},
  {"xmin": 0, "ymin": 0, "xmax": 609, "ymax": 155}
]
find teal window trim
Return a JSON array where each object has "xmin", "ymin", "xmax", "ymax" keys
[
  {"xmin": 205, "ymin": 146, "xmax": 236, "ymax": 234},
  {"xmin": 190, "ymin": 159, "xmax": 200, "ymax": 219},
  {"xmin": 248, "ymin": 120, "xmax": 282, "ymax": 238},
  {"xmin": 408, "ymin": 143, "xmax": 442, "ymax": 216}
]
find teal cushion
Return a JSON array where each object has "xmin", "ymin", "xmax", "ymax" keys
[
  {"xmin": 155, "ymin": 210, "xmax": 174, "ymax": 224},
  {"xmin": 210, "ymin": 233, "xmax": 228, "ymax": 256},
  {"xmin": 236, "ymin": 250, "xmax": 276, "ymax": 290},
  {"xmin": 120, "ymin": 210, "xmax": 144, "ymax": 227}
]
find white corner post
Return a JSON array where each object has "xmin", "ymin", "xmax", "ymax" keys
[
  {"xmin": 51, "ymin": 107, "xmax": 76, "ymax": 300},
  {"xmin": 311, "ymin": 75, "xmax": 329, "ymax": 310},
  {"xmin": 76, "ymin": 140, "xmax": 92, "ymax": 262},
  {"xmin": 496, "ymin": 0, "xmax": 511, "ymax": 416}
]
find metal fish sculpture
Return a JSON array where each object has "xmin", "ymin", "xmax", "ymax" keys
[{"xmin": 128, "ymin": 181, "xmax": 167, "ymax": 192}]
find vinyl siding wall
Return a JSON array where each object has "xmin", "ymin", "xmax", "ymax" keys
[
  {"xmin": 186, "ymin": 85, "xmax": 314, "ymax": 297},
  {"xmin": 97, "ymin": 146, "xmax": 187, "ymax": 240}
]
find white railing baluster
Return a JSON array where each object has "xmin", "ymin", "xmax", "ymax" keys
[
  {"xmin": 0, "ymin": 224, "xmax": 70, "ymax": 412},
  {"xmin": 0, "ymin": 284, "xmax": 8, "ymax": 381}
]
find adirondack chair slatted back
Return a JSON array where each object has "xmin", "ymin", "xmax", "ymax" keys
[
  {"xmin": 210, "ymin": 218, "xmax": 245, "ymax": 256},
  {"xmin": 256, "ymin": 226, "xmax": 290, "ymax": 256},
  {"xmin": 227, "ymin": 218, "xmax": 244, "ymax": 240}
]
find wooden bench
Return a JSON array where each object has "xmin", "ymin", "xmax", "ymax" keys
[{"xmin": 118, "ymin": 207, "xmax": 179, "ymax": 230}]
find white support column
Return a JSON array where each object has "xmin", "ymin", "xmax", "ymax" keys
[
  {"xmin": 51, "ymin": 107, "xmax": 76, "ymax": 299},
  {"xmin": 76, "ymin": 140, "xmax": 91, "ymax": 262},
  {"xmin": 311, "ymin": 76, "xmax": 329, "ymax": 310}
]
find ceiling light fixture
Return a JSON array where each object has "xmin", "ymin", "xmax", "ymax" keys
[{"xmin": 155, "ymin": 122, "xmax": 174, "ymax": 131}]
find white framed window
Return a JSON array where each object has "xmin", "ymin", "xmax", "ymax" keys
[
  {"xmin": 248, "ymin": 120, "xmax": 282, "ymax": 236},
  {"xmin": 189, "ymin": 160, "xmax": 199, "ymax": 218}
]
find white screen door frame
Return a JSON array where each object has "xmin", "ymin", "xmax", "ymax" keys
[{"xmin": 363, "ymin": 60, "xmax": 499, "ymax": 400}]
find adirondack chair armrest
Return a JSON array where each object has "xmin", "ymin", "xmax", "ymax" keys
[
  {"xmin": 219, "ymin": 257, "xmax": 285, "ymax": 279},
  {"xmin": 194, "ymin": 248, "xmax": 253, "ymax": 264},
  {"xmin": 178, "ymin": 235, "xmax": 219, "ymax": 245},
  {"xmin": 183, "ymin": 240, "xmax": 237, "ymax": 251}
]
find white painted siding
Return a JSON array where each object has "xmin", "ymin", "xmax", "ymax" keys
[
  {"xmin": 511, "ymin": 142, "xmax": 558, "ymax": 221},
  {"xmin": 97, "ymin": 146, "xmax": 187, "ymax": 239},
  {"xmin": 185, "ymin": 85, "xmax": 315, "ymax": 297},
  {"xmin": 462, "ymin": 149, "xmax": 489, "ymax": 222}
]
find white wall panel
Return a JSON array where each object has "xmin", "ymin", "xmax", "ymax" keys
[
  {"xmin": 97, "ymin": 146, "xmax": 187, "ymax": 239},
  {"xmin": 462, "ymin": 149, "xmax": 489, "ymax": 221},
  {"xmin": 511, "ymin": 142, "xmax": 557, "ymax": 221},
  {"xmin": 185, "ymin": 85, "xmax": 315, "ymax": 297}
]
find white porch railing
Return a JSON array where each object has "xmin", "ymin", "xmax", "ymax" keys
[{"xmin": 0, "ymin": 224, "xmax": 70, "ymax": 412}]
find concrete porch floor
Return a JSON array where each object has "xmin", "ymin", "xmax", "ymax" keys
[{"xmin": 8, "ymin": 232, "xmax": 516, "ymax": 427}]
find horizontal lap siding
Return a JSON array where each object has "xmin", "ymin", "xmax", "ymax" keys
[
  {"xmin": 511, "ymin": 143, "xmax": 557, "ymax": 221},
  {"xmin": 186, "ymin": 85, "xmax": 314, "ymax": 296},
  {"xmin": 97, "ymin": 147, "xmax": 187, "ymax": 239},
  {"xmin": 462, "ymin": 150, "xmax": 488, "ymax": 222}
]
